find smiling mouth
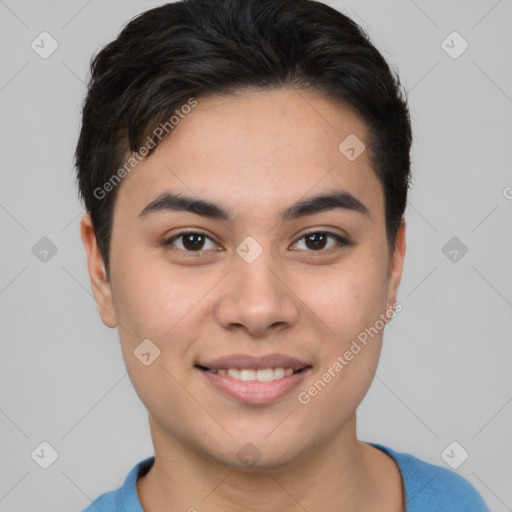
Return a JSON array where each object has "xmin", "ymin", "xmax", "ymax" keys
[{"xmin": 195, "ymin": 365, "xmax": 311, "ymax": 382}]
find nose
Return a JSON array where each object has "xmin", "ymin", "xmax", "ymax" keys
[{"xmin": 214, "ymin": 249, "xmax": 300, "ymax": 338}]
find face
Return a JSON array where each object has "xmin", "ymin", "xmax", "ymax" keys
[{"xmin": 82, "ymin": 88, "xmax": 405, "ymax": 470}]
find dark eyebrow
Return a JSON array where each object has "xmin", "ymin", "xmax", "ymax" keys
[
  {"xmin": 138, "ymin": 188, "xmax": 369, "ymax": 222},
  {"xmin": 280, "ymin": 189, "xmax": 369, "ymax": 221}
]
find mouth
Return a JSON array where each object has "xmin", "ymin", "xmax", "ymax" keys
[
  {"xmin": 195, "ymin": 365, "xmax": 311, "ymax": 382},
  {"xmin": 194, "ymin": 355, "xmax": 313, "ymax": 404}
]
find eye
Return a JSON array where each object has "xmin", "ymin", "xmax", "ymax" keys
[
  {"xmin": 163, "ymin": 230, "xmax": 351, "ymax": 255},
  {"xmin": 164, "ymin": 231, "xmax": 219, "ymax": 253},
  {"xmin": 291, "ymin": 231, "xmax": 350, "ymax": 252}
]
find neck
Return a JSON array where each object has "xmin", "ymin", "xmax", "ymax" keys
[{"xmin": 136, "ymin": 414, "xmax": 402, "ymax": 512}]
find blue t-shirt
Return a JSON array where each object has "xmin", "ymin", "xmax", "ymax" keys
[{"xmin": 82, "ymin": 443, "xmax": 490, "ymax": 511}]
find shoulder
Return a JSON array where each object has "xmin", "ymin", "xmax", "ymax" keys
[
  {"xmin": 81, "ymin": 456, "xmax": 155, "ymax": 512},
  {"xmin": 370, "ymin": 444, "xmax": 490, "ymax": 512},
  {"xmin": 82, "ymin": 489, "xmax": 119, "ymax": 512}
]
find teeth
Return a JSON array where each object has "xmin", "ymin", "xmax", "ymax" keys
[
  {"xmin": 227, "ymin": 368, "xmax": 241, "ymax": 379},
  {"xmin": 212, "ymin": 367, "xmax": 297, "ymax": 381},
  {"xmin": 275, "ymin": 367, "xmax": 285, "ymax": 379},
  {"xmin": 240, "ymin": 369, "xmax": 256, "ymax": 381}
]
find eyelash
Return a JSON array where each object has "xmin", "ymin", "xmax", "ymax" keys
[{"xmin": 163, "ymin": 230, "xmax": 351, "ymax": 255}]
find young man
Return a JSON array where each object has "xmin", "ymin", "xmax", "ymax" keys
[{"xmin": 77, "ymin": 0, "xmax": 490, "ymax": 510}]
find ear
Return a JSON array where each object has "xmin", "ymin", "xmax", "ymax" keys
[
  {"xmin": 80, "ymin": 213, "xmax": 117, "ymax": 328},
  {"xmin": 386, "ymin": 218, "xmax": 406, "ymax": 309}
]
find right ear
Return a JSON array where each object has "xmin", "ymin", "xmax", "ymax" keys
[{"xmin": 80, "ymin": 213, "xmax": 117, "ymax": 328}]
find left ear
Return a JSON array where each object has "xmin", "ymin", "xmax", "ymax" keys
[{"xmin": 386, "ymin": 218, "xmax": 406, "ymax": 308}]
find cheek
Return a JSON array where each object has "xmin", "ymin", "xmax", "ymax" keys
[
  {"xmin": 111, "ymin": 260, "xmax": 195, "ymax": 401},
  {"xmin": 303, "ymin": 251, "xmax": 388, "ymax": 401},
  {"xmin": 326, "ymin": 257, "xmax": 388, "ymax": 401},
  {"xmin": 109, "ymin": 250, "xmax": 221, "ymax": 378},
  {"xmin": 302, "ymin": 255, "xmax": 388, "ymax": 340},
  {"xmin": 109, "ymin": 249, "xmax": 189, "ymax": 337}
]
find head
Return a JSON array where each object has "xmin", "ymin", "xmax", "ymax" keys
[{"xmin": 77, "ymin": 0, "xmax": 410, "ymax": 469}]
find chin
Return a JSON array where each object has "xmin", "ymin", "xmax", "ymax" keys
[{"xmin": 204, "ymin": 433, "xmax": 311, "ymax": 472}]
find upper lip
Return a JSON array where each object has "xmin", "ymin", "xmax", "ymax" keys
[{"xmin": 196, "ymin": 353, "xmax": 312, "ymax": 371}]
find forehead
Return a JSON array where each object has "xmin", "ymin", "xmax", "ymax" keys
[
  {"xmin": 161, "ymin": 88, "xmax": 369, "ymax": 170},
  {"xmin": 115, "ymin": 88, "xmax": 384, "ymax": 222}
]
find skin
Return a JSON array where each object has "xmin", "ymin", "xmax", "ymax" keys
[{"xmin": 81, "ymin": 87, "xmax": 406, "ymax": 511}]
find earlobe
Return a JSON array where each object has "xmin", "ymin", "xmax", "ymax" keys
[{"xmin": 80, "ymin": 213, "xmax": 118, "ymax": 328}]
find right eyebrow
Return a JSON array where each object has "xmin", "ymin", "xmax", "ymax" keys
[{"xmin": 138, "ymin": 192, "xmax": 231, "ymax": 220}]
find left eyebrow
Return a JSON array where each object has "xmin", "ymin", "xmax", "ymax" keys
[
  {"xmin": 280, "ymin": 188, "xmax": 369, "ymax": 221},
  {"xmin": 138, "ymin": 188, "xmax": 370, "ymax": 222}
]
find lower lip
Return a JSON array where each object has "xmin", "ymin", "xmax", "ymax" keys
[{"xmin": 197, "ymin": 367, "xmax": 311, "ymax": 404}]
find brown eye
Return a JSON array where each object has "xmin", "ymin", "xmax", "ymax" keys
[
  {"xmin": 164, "ymin": 232, "xmax": 217, "ymax": 252},
  {"xmin": 292, "ymin": 231, "xmax": 350, "ymax": 252}
]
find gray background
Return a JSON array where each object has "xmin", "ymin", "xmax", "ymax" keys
[{"xmin": 0, "ymin": 0, "xmax": 511, "ymax": 510}]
